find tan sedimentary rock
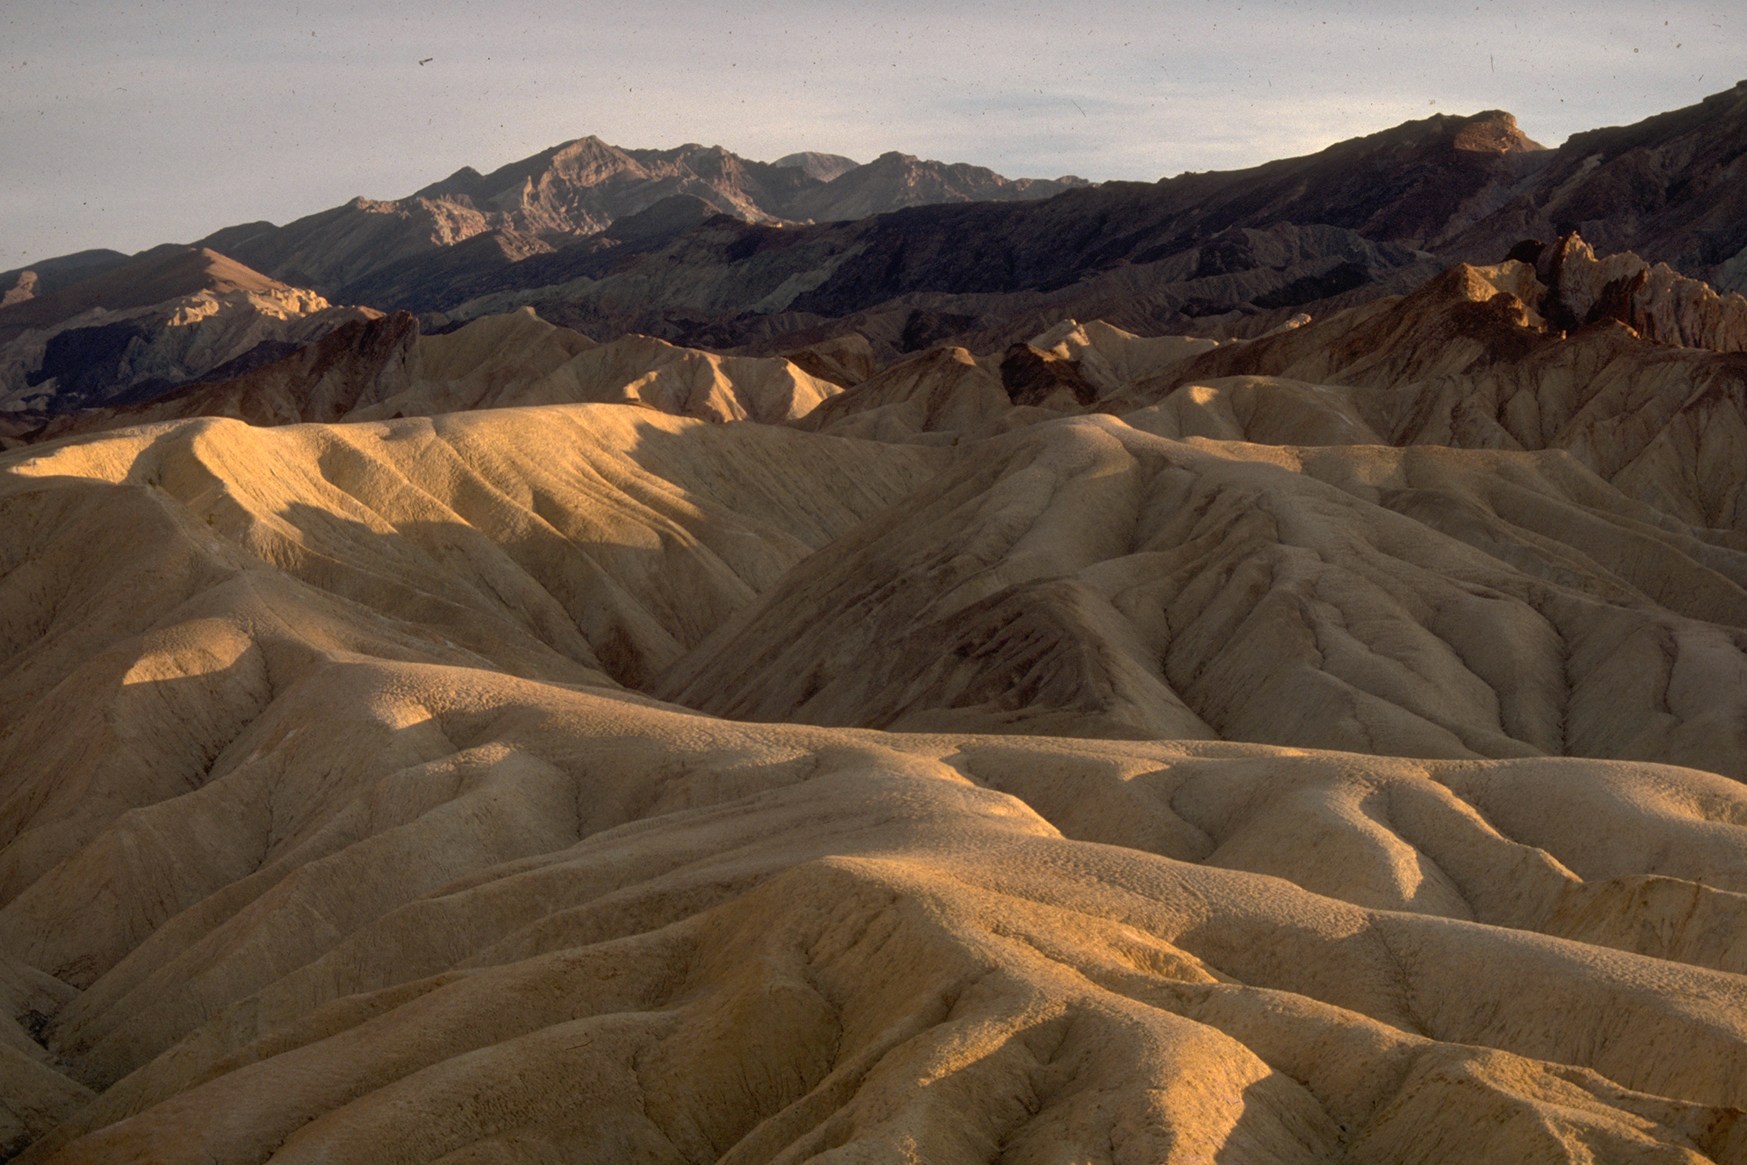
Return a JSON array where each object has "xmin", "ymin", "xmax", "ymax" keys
[
  {"xmin": 1536, "ymin": 232, "xmax": 1747, "ymax": 353},
  {"xmin": 40, "ymin": 309, "xmax": 838, "ymax": 438},
  {"xmin": 5, "ymin": 252, "xmax": 1747, "ymax": 1160}
]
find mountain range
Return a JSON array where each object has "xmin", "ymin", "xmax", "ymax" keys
[
  {"xmin": 417, "ymin": 82, "xmax": 1747, "ymax": 359},
  {"xmin": 5, "ymin": 138, "xmax": 1086, "ymax": 310},
  {"xmin": 5, "ymin": 83, "xmax": 1747, "ymax": 1164},
  {"xmin": 0, "ymin": 139, "xmax": 1084, "ymax": 437},
  {"xmin": 7, "ymin": 81, "xmax": 1747, "ymax": 436}
]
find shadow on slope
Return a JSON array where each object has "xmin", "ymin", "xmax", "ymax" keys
[
  {"xmin": 6, "ymin": 408, "xmax": 1747, "ymax": 1160},
  {"xmin": 7, "ymin": 669, "xmax": 1747, "ymax": 1164},
  {"xmin": 652, "ymin": 413, "xmax": 1747, "ymax": 779}
]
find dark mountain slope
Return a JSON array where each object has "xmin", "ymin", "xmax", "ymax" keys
[
  {"xmin": 185, "ymin": 137, "xmax": 1085, "ymax": 302},
  {"xmin": 416, "ymin": 86, "xmax": 1747, "ymax": 358},
  {"xmin": 1440, "ymin": 79, "xmax": 1747, "ymax": 287},
  {"xmin": 0, "ymin": 249, "xmax": 131, "ymax": 308}
]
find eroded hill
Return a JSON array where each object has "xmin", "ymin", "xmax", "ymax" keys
[{"xmin": 4, "ymin": 250, "xmax": 1747, "ymax": 1156}]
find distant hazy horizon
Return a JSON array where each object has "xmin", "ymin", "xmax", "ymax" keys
[{"xmin": 4, "ymin": 0, "xmax": 1742, "ymax": 268}]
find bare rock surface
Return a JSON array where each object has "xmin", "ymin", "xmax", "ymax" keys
[
  {"xmin": 1131, "ymin": 253, "xmax": 1747, "ymax": 536},
  {"xmin": 39, "ymin": 309, "xmax": 840, "ymax": 438},
  {"xmin": 0, "ymin": 248, "xmax": 376, "ymax": 441},
  {"xmin": 2, "ymin": 359, "xmax": 1747, "ymax": 1158}
]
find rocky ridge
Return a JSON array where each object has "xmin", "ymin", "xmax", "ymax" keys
[
  {"xmin": 403, "ymin": 84, "xmax": 1747, "ymax": 363},
  {"xmin": 190, "ymin": 138, "xmax": 1087, "ymax": 303}
]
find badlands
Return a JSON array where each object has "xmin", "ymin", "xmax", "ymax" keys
[
  {"xmin": 5, "ymin": 90, "xmax": 1747, "ymax": 1163},
  {"xmin": 3, "ymin": 246, "xmax": 1747, "ymax": 1163}
]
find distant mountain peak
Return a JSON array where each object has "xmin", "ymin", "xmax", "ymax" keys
[
  {"xmin": 179, "ymin": 137, "xmax": 1087, "ymax": 300},
  {"xmin": 771, "ymin": 151, "xmax": 860, "ymax": 182},
  {"xmin": 547, "ymin": 135, "xmax": 629, "ymax": 165},
  {"xmin": 414, "ymin": 165, "xmax": 485, "ymax": 199},
  {"xmin": 1449, "ymin": 109, "xmax": 1544, "ymax": 154}
]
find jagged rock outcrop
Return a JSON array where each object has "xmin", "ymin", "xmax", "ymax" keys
[
  {"xmin": 1121, "ymin": 251, "xmax": 1747, "ymax": 534},
  {"xmin": 1442, "ymin": 80, "xmax": 1747, "ymax": 293},
  {"xmin": 1530, "ymin": 232, "xmax": 1747, "ymax": 352}
]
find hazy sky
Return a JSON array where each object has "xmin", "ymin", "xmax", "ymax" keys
[{"xmin": 4, "ymin": 0, "xmax": 1742, "ymax": 267}]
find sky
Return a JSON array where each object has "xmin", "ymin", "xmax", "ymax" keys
[{"xmin": 3, "ymin": 0, "xmax": 1742, "ymax": 268}]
